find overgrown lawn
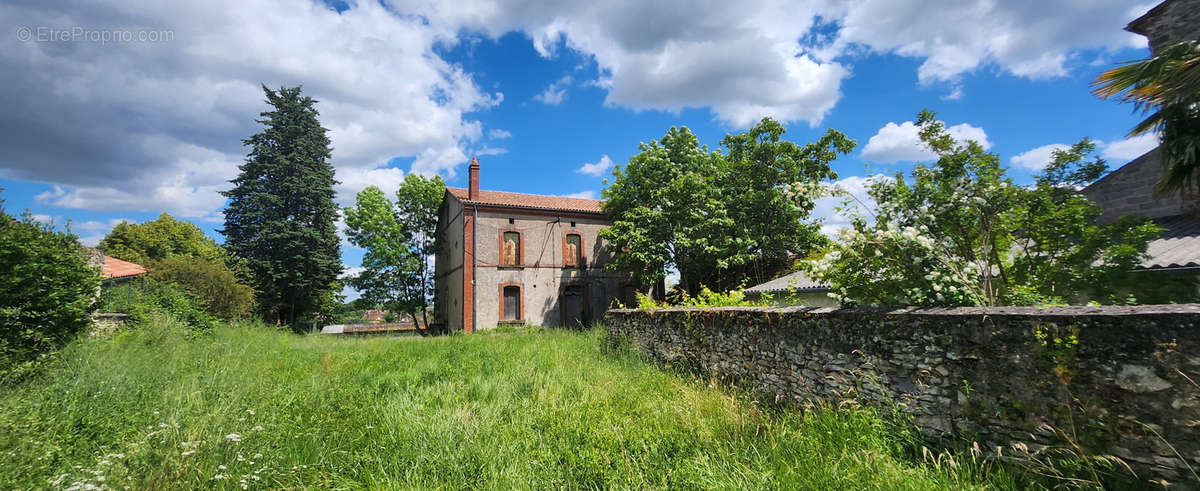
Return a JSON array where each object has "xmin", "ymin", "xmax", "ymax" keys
[{"xmin": 0, "ymin": 321, "xmax": 1008, "ymax": 489}]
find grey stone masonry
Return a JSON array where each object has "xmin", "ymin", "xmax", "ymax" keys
[
  {"xmin": 1082, "ymin": 148, "xmax": 1198, "ymax": 222},
  {"xmin": 1130, "ymin": 0, "xmax": 1200, "ymax": 55},
  {"xmin": 605, "ymin": 305, "xmax": 1200, "ymax": 485}
]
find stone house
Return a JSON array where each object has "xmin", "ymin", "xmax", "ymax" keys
[
  {"xmin": 432, "ymin": 158, "xmax": 634, "ymax": 333},
  {"xmin": 1079, "ymin": 0, "xmax": 1200, "ymax": 302}
]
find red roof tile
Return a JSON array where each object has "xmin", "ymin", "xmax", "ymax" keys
[
  {"xmin": 448, "ymin": 187, "xmax": 605, "ymax": 214},
  {"xmin": 102, "ymin": 256, "xmax": 148, "ymax": 280}
]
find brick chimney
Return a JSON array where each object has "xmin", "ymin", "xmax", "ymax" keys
[{"xmin": 468, "ymin": 157, "xmax": 480, "ymax": 200}]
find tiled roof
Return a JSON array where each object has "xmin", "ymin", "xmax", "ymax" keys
[
  {"xmin": 448, "ymin": 187, "xmax": 605, "ymax": 214},
  {"xmin": 744, "ymin": 270, "xmax": 828, "ymax": 294},
  {"xmin": 1140, "ymin": 214, "xmax": 1200, "ymax": 270},
  {"xmin": 102, "ymin": 256, "xmax": 148, "ymax": 279}
]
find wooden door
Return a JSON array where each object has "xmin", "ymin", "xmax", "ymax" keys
[{"xmin": 561, "ymin": 285, "xmax": 585, "ymax": 327}]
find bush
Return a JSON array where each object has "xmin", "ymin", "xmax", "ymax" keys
[
  {"xmin": 97, "ymin": 280, "xmax": 216, "ymax": 333},
  {"xmin": 148, "ymin": 257, "xmax": 255, "ymax": 319},
  {"xmin": 0, "ymin": 213, "xmax": 101, "ymax": 377}
]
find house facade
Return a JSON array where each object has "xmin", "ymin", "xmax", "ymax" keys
[{"xmin": 433, "ymin": 158, "xmax": 634, "ymax": 332}]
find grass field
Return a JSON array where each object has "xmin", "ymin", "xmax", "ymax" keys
[{"xmin": 0, "ymin": 319, "xmax": 1013, "ymax": 489}]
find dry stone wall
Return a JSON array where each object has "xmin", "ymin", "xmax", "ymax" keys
[{"xmin": 604, "ymin": 305, "xmax": 1200, "ymax": 484}]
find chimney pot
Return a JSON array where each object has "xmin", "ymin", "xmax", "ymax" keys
[{"xmin": 468, "ymin": 157, "xmax": 480, "ymax": 200}]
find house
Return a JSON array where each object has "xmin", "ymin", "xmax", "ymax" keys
[
  {"xmin": 432, "ymin": 158, "xmax": 634, "ymax": 332},
  {"xmin": 743, "ymin": 269, "xmax": 837, "ymax": 307},
  {"xmin": 361, "ymin": 309, "xmax": 388, "ymax": 323},
  {"xmin": 84, "ymin": 247, "xmax": 149, "ymax": 284},
  {"xmin": 1078, "ymin": 0, "xmax": 1200, "ymax": 302}
]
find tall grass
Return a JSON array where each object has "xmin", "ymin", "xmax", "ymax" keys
[{"xmin": 0, "ymin": 318, "xmax": 1009, "ymax": 489}]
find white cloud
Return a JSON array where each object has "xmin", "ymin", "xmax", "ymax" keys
[
  {"xmin": 1010, "ymin": 143, "xmax": 1071, "ymax": 172},
  {"xmin": 861, "ymin": 120, "xmax": 991, "ymax": 163},
  {"xmin": 399, "ymin": 0, "xmax": 849, "ymax": 127},
  {"xmin": 811, "ymin": 175, "xmax": 884, "ymax": 238},
  {"xmin": 1101, "ymin": 134, "xmax": 1158, "ymax": 161},
  {"xmin": 2, "ymin": 0, "xmax": 498, "ymax": 219},
  {"xmin": 476, "ymin": 146, "xmax": 508, "ymax": 156},
  {"xmin": 534, "ymin": 76, "xmax": 572, "ymax": 105},
  {"xmin": 576, "ymin": 155, "xmax": 614, "ymax": 177},
  {"xmin": 830, "ymin": 1, "xmax": 1152, "ymax": 96},
  {"xmin": 74, "ymin": 218, "xmax": 131, "ymax": 232},
  {"xmin": 400, "ymin": 0, "xmax": 1144, "ymax": 123},
  {"xmin": 335, "ymin": 167, "xmax": 407, "ymax": 205},
  {"xmin": 1009, "ymin": 134, "xmax": 1159, "ymax": 172},
  {"xmin": 488, "ymin": 129, "xmax": 512, "ymax": 139},
  {"xmin": 558, "ymin": 190, "xmax": 597, "ymax": 200},
  {"xmin": 340, "ymin": 266, "xmax": 365, "ymax": 279}
]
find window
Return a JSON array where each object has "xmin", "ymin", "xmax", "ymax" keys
[
  {"xmin": 501, "ymin": 231, "xmax": 521, "ymax": 266},
  {"xmin": 564, "ymin": 233, "xmax": 583, "ymax": 267},
  {"xmin": 502, "ymin": 285, "xmax": 521, "ymax": 320}
]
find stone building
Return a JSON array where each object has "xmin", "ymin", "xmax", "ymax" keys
[
  {"xmin": 1079, "ymin": 0, "xmax": 1200, "ymax": 301},
  {"xmin": 432, "ymin": 158, "xmax": 634, "ymax": 333}
]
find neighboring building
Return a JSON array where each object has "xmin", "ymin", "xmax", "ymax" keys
[
  {"xmin": 362, "ymin": 309, "xmax": 388, "ymax": 323},
  {"xmin": 1078, "ymin": 0, "xmax": 1200, "ymax": 302},
  {"xmin": 433, "ymin": 158, "xmax": 633, "ymax": 332},
  {"xmin": 743, "ymin": 270, "xmax": 837, "ymax": 307},
  {"xmin": 1126, "ymin": 0, "xmax": 1200, "ymax": 55},
  {"xmin": 84, "ymin": 247, "xmax": 149, "ymax": 284}
]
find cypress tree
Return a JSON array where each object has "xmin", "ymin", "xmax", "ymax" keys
[{"xmin": 221, "ymin": 85, "xmax": 342, "ymax": 326}]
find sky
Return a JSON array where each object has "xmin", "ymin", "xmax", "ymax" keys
[{"xmin": 0, "ymin": 0, "xmax": 1162, "ymax": 299}]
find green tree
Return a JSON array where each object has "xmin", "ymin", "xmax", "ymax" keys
[
  {"xmin": 221, "ymin": 85, "xmax": 342, "ymax": 326},
  {"xmin": 149, "ymin": 257, "xmax": 255, "ymax": 319},
  {"xmin": 601, "ymin": 118, "xmax": 852, "ymax": 295},
  {"xmin": 807, "ymin": 111, "xmax": 1161, "ymax": 307},
  {"xmin": 343, "ymin": 174, "xmax": 445, "ymax": 333},
  {"xmin": 1093, "ymin": 41, "xmax": 1200, "ymax": 192},
  {"xmin": 97, "ymin": 213, "xmax": 255, "ymax": 320},
  {"xmin": 98, "ymin": 213, "xmax": 222, "ymax": 265},
  {"xmin": 1, "ymin": 206, "xmax": 101, "ymax": 377}
]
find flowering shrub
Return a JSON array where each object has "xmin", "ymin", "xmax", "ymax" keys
[{"xmin": 806, "ymin": 111, "xmax": 1161, "ymax": 307}]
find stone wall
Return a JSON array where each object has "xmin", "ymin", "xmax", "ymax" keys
[{"xmin": 604, "ymin": 305, "xmax": 1200, "ymax": 484}]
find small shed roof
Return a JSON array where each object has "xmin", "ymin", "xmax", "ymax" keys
[
  {"xmin": 744, "ymin": 270, "xmax": 829, "ymax": 294},
  {"xmin": 101, "ymin": 256, "xmax": 149, "ymax": 280},
  {"xmin": 1140, "ymin": 214, "xmax": 1200, "ymax": 270}
]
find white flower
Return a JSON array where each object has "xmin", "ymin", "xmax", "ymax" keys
[
  {"xmin": 218, "ymin": 465, "xmax": 227, "ymax": 470},
  {"xmin": 246, "ymin": 409, "xmax": 255, "ymax": 415},
  {"xmin": 253, "ymin": 453, "xmax": 262, "ymax": 459},
  {"xmin": 225, "ymin": 434, "xmax": 241, "ymax": 442},
  {"xmin": 213, "ymin": 474, "xmax": 226, "ymax": 480},
  {"xmin": 251, "ymin": 425, "xmax": 264, "ymax": 432},
  {"xmin": 181, "ymin": 450, "xmax": 195, "ymax": 456}
]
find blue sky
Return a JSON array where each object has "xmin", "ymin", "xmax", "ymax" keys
[{"xmin": 0, "ymin": 0, "xmax": 1160, "ymax": 298}]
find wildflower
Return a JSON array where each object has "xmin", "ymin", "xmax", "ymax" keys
[
  {"xmin": 218, "ymin": 465, "xmax": 227, "ymax": 470},
  {"xmin": 251, "ymin": 425, "xmax": 264, "ymax": 432},
  {"xmin": 212, "ymin": 474, "xmax": 226, "ymax": 480},
  {"xmin": 246, "ymin": 409, "xmax": 255, "ymax": 415},
  {"xmin": 253, "ymin": 453, "xmax": 262, "ymax": 459},
  {"xmin": 181, "ymin": 450, "xmax": 195, "ymax": 456},
  {"xmin": 225, "ymin": 434, "xmax": 242, "ymax": 442}
]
